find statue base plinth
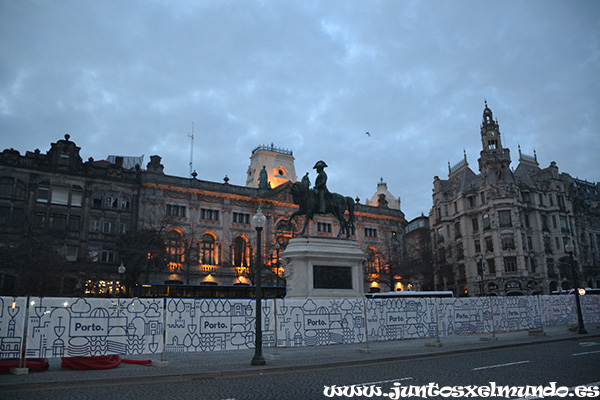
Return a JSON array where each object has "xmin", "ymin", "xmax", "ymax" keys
[{"xmin": 281, "ymin": 237, "xmax": 366, "ymax": 299}]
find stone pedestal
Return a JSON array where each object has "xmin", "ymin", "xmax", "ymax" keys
[{"xmin": 281, "ymin": 237, "xmax": 366, "ymax": 298}]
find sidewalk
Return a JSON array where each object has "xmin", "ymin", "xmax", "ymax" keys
[{"xmin": 2, "ymin": 325, "xmax": 599, "ymax": 392}]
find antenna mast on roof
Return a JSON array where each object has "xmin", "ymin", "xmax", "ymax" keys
[{"xmin": 189, "ymin": 122, "xmax": 194, "ymax": 177}]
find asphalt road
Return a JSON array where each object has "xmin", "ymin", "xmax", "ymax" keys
[{"xmin": 4, "ymin": 340, "xmax": 600, "ymax": 400}]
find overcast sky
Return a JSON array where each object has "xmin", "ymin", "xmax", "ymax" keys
[{"xmin": 1, "ymin": 1, "xmax": 599, "ymax": 220}]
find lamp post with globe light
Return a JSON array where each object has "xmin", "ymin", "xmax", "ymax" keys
[
  {"xmin": 275, "ymin": 242, "xmax": 282, "ymax": 285},
  {"xmin": 251, "ymin": 208, "xmax": 267, "ymax": 366},
  {"xmin": 118, "ymin": 262, "xmax": 126, "ymax": 298},
  {"xmin": 477, "ymin": 256, "xmax": 485, "ymax": 297},
  {"xmin": 565, "ymin": 243, "xmax": 587, "ymax": 334}
]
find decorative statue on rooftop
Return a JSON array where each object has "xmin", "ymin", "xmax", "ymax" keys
[
  {"xmin": 288, "ymin": 160, "xmax": 355, "ymax": 238},
  {"xmin": 258, "ymin": 165, "xmax": 270, "ymax": 190}
]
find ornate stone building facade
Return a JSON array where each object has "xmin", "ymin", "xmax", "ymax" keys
[
  {"xmin": 365, "ymin": 178, "xmax": 401, "ymax": 210},
  {"xmin": 562, "ymin": 176, "xmax": 600, "ymax": 289},
  {"xmin": 0, "ymin": 135, "xmax": 140, "ymax": 296},
  {"xmin": 0, "ymin": 136, "xmax": 407, "ymax": 296},
  {"xmin": 138, "ymin": 153, "xmax": 407, "ymax": 293},
  {"xmin": 430, "ymin": 103, "xmax": 600, "ymax": 296}
]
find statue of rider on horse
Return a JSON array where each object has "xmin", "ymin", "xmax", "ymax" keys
[{"xmin": 288, "ymin": 160, "xmax": 355, "ymax": 238}]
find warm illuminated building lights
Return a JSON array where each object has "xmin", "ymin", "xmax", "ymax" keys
[
  {"xmin": 168, "ymin": 262, "xmax": 182, "ymax": 271},
  {"xmin": 142, "ymin": 182, "xmax": 298, "ymax": 209}
]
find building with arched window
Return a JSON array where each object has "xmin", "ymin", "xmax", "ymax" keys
[
  {"xmin": 430, "ymin": 103, "xmax": 600, "ymax": 296},
  {"xmin": 0, "ymin": 135, "xmax": 140, "ymax": 296},
  {"xmin": 2, "ymin": 126, "xmax": 597, "ymax": 298},
  {"xmin": 137, "ymin": 150, "xmax": 408, "ymax": 292}
]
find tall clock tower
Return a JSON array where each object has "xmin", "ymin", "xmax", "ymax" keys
[
  {"xmin": 477, "ymin": 101, "xmax": 512, "ymax": 184},
  {"xmin": 246, "ymin": 143, "xmax": 297, "ymax": 189}
]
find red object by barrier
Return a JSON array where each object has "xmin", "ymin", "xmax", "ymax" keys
[
  {"xmin": 61, "ymin": 355, "xmax": 152, "ymax": 370},
  {"xmin": 61, "ymin": 355, "xmax": 122, "ymax": 370}
]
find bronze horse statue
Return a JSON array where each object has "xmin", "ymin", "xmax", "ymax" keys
[{"xmin": 288, "ymin": 182, "xmax": 355, "ymax": 238}]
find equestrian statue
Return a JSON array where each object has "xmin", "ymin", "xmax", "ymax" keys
[{"xmin": 288, "ymin": 160, "xmax": 355, "ymax": 238}]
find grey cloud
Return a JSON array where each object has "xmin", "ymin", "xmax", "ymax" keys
[{"xmin": 1, "ymin": 0, "xmax": 598, "ymax": 219}]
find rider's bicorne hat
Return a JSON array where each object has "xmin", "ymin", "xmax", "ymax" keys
[{"xmin": 313, "ymin": 160, "xmax": 328, "ymax": 169}]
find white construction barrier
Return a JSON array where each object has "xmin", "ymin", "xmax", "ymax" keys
[
  {"xmin": 25, "ymin": 297, "xmax": 164, "ymax": 358},
  {"xmin": 0, "ymin": 293, "xmax": 594, "ymax": 359},
  {"xmin": 165, "ymin": 298, "xmax": 275, "ymax": 352},
  {"xmin": 0, "ymin": 297, "xmax": 27, "ymax": 359},
  {"xmin": 275, "ymin": 298, "xmax": 366, "ymax": 347}
]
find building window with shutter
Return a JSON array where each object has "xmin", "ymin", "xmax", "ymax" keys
[{"xmin": 482, "ymin": 214, "xmax": 491, "ymax": 230}]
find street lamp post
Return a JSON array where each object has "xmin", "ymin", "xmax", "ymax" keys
[
  {"xmin": 251, "ymin": 208, "xmax": 267, "ymax": 366},
  {"xmin": 565, "ymin": 243, "xmax": 587, "ymax": 334},
  {"xmin": 477, "ymin": 256, "xmax": 485, "ymax": 297},
  {"xmin": 275, "ymin": 242, "xmax": 281, "ymax": 285},
  {"xmin": 118, "ymin": 262, "xmax": 126, "ymax": 298}
]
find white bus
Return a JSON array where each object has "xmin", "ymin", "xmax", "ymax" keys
[
  {"xmin": 366, "ymin": 290, "xmax": 454, "ymax": 299},
  {"xmin": 551, "ymin": 288, "xmax": 600, "ymax": 296}
]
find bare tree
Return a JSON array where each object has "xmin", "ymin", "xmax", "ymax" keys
[
  {"xmin": 0, "ymin": 221, "xmax": 68, "ymax": 296},
  {"xmin": 374, "ymin": 230, "xmax": 404, "ymax": 292},
  {"xmin": 404, "ymin": 228, "xmax": 442, "ymax": 291},
  {"xmin": 116, "ymin": 228, "xmax": 167, "ymax": 294},
  {"xmin": 261, "ymin": 235, "xmax": 287, "ymax": 287}
]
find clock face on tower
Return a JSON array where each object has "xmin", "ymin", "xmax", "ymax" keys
[{"xmin": 489, "ymin": 131, "xmax": 495, "ymax": 136}]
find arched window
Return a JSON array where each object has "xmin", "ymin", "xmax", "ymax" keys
[
  {"xmin": 92, "ymin": 192, "xmax": 103, "ymax": 209},
  {"xmin": 233, "ymin": 236, "xmax": 248, "ymax": 268},
  {"xmin": 366, "ymin": 247, "xmax": 381, "ymax": 274},
  {"xmin": 201, "ymin": 234, "xmax": 215, "ymax": 265},
  {"xmin": 166, "ymin": 230, "xmax": 184, "ymax": 266},
  {"xmin": 105, "ymin": 192, "xmax": 119, "ymax": 209},
  {"xmin": 121, "ymin": 194, "xmax": 131, "ymax": 210}
]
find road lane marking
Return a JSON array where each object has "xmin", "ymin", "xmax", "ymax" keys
[
  {"xmin": 472, "ymin": 360, "xmax": 530, "ymax": 371},
  {"xmin": 572, "ymin": 349, "xmax": 600, "ymax": 356},
  {"xmin": 579, "ymin": 342, "xmax": 598, "ymax": 347},
  {"xmin": 347, "ymin": 377, "xmax": 413, "ymax": 386}
]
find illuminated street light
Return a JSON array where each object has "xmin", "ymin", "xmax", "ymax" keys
[
  {"xmin": 251, "ymin": 208, "xmax": 267, "ymax": 366},
  {"xmin": 477, "ymin": 256, "xmax": 485, "ymax": 297},
  {"xmin": 118, "ymin": 262, "xmax": 126, "ymax": 298},
  {"xmin": 565, "ymin": 243, "xmax": 587, "ymax": 334}
]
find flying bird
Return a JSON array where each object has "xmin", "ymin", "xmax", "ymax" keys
[{"xmin": 365, "ymin": 132, "xmax": 370, "ymax": 137}]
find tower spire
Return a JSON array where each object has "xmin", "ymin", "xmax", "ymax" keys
[{"xmin": 477, "ymin": 102, "xmax": 512, "ymax": 180}]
